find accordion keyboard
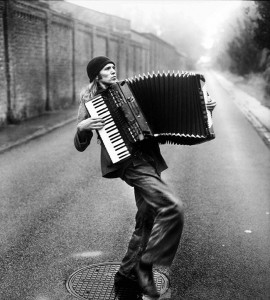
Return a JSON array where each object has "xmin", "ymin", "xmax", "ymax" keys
[{"xmin": 85, "ymin": 95, "xmax": 131, "ymax": 164}]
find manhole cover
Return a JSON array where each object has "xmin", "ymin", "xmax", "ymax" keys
[{"xmin": 66, "ymin": 262, "xmax": 169, "ymax": 299}]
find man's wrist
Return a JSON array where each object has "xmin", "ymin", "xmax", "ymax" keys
[
  {"xmin": 77, "ymin": 124, "xmax": 84, "ymax": 133},
  {"xmin": 77, "ymin": 126, "xmax": 92, "ymax": 141}
]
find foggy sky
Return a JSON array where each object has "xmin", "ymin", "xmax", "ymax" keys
[{"xmin": 66, "ymin": 0, "xmax": 246, "ymax": 64}]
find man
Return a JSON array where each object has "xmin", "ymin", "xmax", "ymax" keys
[{"xmin": 74, "ymin": 56, "xmax": 185, "ymax": 298}]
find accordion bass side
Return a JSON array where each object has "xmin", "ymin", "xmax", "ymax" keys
[{"xmin": 84, "ymin": 72, "xmax": 215, "ymax": 164}]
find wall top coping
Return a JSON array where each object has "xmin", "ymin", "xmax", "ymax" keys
[
  {"xmin": 47, "ymin": 1, "xmax": 131, "ymax": 33},
  {"xmin": 11, "ymin": 0, "xmax": 47, "ymax": 19},
  {"xmin": 131, "ymin": 30, "xmax": 150, "ymax": 46}
]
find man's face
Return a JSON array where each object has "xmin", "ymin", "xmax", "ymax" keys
[{"xmin": 98, "ymin": 63, "xmax": 117, "ymax": 87}]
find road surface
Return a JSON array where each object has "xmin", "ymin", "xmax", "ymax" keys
[{"xmin": 0, "ymin": 71, "xmax": 269, "ymax": 300}]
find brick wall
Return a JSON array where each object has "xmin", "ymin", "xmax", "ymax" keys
[
  {"xmin": 0, "ymin": 0, "xmax": 186, "ymax": 126},
  {"xmin": 9, "ymin": 3, "xmax": 47, "ymax": 120},
  {"xmin": 49, "ymin": 14, "xmax": 73, "ymax": 109}
]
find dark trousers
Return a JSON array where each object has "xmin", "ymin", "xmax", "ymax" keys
[{"xmin": 118, "ymin": 158, "xmax": 184, "ymax": 277}]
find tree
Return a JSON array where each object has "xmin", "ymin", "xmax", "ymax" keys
[
  {"xmin": 227, "ymin": 14, "xmax": 260, "ymax": 75},
  {"xmin": 254, "ymin": 1, "xmax": 270, "ymax": 50}
]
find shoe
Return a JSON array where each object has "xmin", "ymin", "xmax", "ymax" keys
[
  {"xmin": 114, "ymin": 271, "xmax": 143, "ymax": 299},
  {"xmin": 114, "ymin": 271, "xmax": 141, "ymax": 290},
  {"xmin": 134, "ymin": 260, "xmax": 160, "ymax": 298}
]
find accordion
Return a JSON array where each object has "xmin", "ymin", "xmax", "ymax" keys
[{"xmin": 84, "ymin": 71, "xmax": 215, "ymax": 164}]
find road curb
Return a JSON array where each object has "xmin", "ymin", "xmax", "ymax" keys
[
  {"xmin": 212, "ymin": 71, "xmax": 270, "ymax": 149},
  {"xmin": 242, "ymin": 106, "xmax": 270, "ymax": 148},
  {"xmin": 0, "ymin": 117, "xmax": 76, "ymax": 154}
]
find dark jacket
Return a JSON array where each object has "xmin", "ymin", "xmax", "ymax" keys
[{"xmin": 74, "ymin": 89, "xmax": 168, "ymax": 178}]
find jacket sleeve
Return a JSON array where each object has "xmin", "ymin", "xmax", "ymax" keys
[{"xmin": 74, "ymin": 99, "xmax": 94, "ymax": 152}]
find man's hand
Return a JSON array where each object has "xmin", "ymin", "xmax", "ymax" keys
[
  {"xmin": 77, "ymin": 117, "xmax": 105, "ymax": 132},
  {"xmin": 206, "ymin": 94, "xmax": 216, "ymax": 112}
]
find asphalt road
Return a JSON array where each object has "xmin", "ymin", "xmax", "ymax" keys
[{"xmin": 0, "ymin": 72, "xmax": 269, "ymax": 300}]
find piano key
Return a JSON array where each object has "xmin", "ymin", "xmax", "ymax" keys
[
  {"xmin": 110, "ymin": 134, "xmax": 121, "ymax": 142},
  {"xmin": 100, "ymin": 111, "xmax": 110, "ymax": 118},
  {"xmin": 107, "ymin": 129, "xmax": 119, "ymax": 137},
  {"xmin": 92, "ymin": 99, "xmax": 103, "ymax": 106},
  {"xmin": 101, "ymin": 120, "xmax": 111, "ymax": 126},
  {"xmin": 106, "ymin": 127, "xmax": 117, "ymax": 134},
  {"xmin": 118, "ymin": 151, "xmax": 129, "ymax": 158},
  {"xmin": 93, "ymin": 101, "xmax": 105, "ymax": 108},
  {"xmin": 117, "ymin": 149, "xmax": 129, "ymax": 155},
  {"xmin": 104, "ymin": 115, "xmax": 113, "ymax": 122},
  {"xmin": 118, "ymin": 149, "xmax": 129, "ymax": 156},
  {"xmin": 112, "ymin": 139, "xmax": 125, "ymax": 147},
  {"xmin": 112, "ymin": 140, "xmax": 127, "ymax": 151},
  {"xmin": 115, "ymin": 144, "xmax": 125, "ymax": 151},
  {"xmin": 91, "ymin": 99, "xmax": 101, "ymax": 104},
  {"xmin": 116, "ymin": 145, "xmax": 128, "ymax": 152},
  {"xmin": 103, "ymin": 115, "xmax": 112, "ymax": 121},
  {"xmin": 92, "ymin": 95, "xmax": 103, "ymax": 101},
  {"xmin": 111, "ymin": 136, "xmax": 122, "ymax": 143},
  {"xmin": 94, "ymin": 102, "xmax": 106, "ymax": 108},
  {"xmin": 106, "ymin": 124, "xmax": 117, "ymax": 132},
  {"xmin": 108, "ymin": 130, "xmax": 120, "ymax": 137},
  {"xmin": 93, "ymin": 98, "xmax": 105, "ymax": 104},
  {"xmin": 96, "ymin": 107, "xmax": 108, "ymax": 114},
  {"xmin": 104, "ymin": 119, "xmax": 113, "ymax": 125}
]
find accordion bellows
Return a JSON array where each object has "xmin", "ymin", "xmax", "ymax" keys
[{"xmin": 125, "ymin": 71, "xmax": 215, "ymax": 145}]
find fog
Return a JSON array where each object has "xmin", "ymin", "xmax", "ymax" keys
[{"xmin": 66, "ymin": 0, "xmax": 246, "ymax": 65}]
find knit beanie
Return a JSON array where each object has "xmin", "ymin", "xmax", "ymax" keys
[{"xmin": 86, "ymin": 56, "xmax": 115, "ymax": 82}]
